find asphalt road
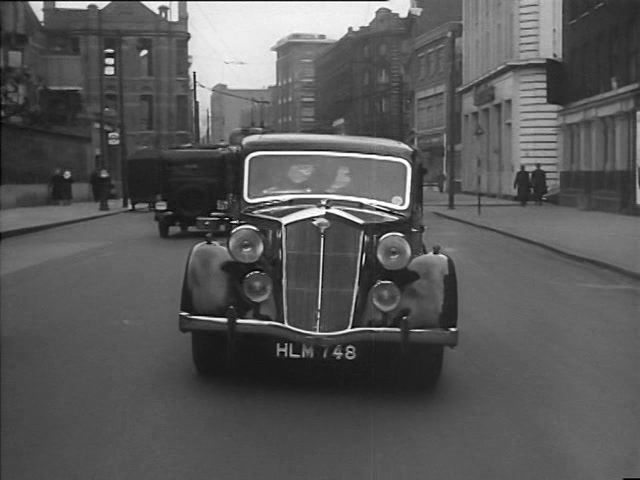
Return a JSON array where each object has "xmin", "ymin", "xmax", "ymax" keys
[{"xmin": 1, "ymin": 212, "xmax": 638, "ymax": 480}]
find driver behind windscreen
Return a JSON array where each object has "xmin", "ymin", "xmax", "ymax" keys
[{"xmin": 263, "ymin": 162, "xmax": 317, "ymax": 193}]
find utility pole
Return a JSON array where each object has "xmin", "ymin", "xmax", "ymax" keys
[
  {"xmin": 192, "ymin": 71, "xmax": 200, "ymax": 143},
  {"xmin": 117, "ymin": 35, "xmax": 128, "ymax": 208},
  {"xmin": 206, "ymin": 108, "xmax": 210, "ymax": 143},
  {"xmin": 98, "ymin": 7, "xmax": 106, "ymax": 170},
  {"xmin": 446, "ymin": 25, "xmax": 459, "ymax": 210}
]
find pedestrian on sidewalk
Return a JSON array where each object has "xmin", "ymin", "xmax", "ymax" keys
[
  {"xmin": 48, "ymin": 168, "xmax": 64, "ymax": 205},
  {"xmin": 531, "ymin": 163, "xmax": 547, "ymax": 206},
  {"xmin": 90, "ymin": 168, "xmax": 101, "ymax": 202},
  {"xmin": 513, "ymin": 165, "xmax": 530, "ymax": 206},
  {"xmin": 60, "ymin": 169, "xmax": 74, "ymax": 206},
  {"xmin": 437, "ymin": 172, "xmax": 446, "ymax": 193}
]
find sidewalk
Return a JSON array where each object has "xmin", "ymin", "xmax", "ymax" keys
[
  {"xmin": 423, "ymin": 188, "xmax": 639, "ymax": 280},
  {"xmin": 0, "ymin": 192, "xmax": 638, "ymax": 280},
  {"xmin": 0, "ymin": 200, "xmax": 129, "ymax": 239}
]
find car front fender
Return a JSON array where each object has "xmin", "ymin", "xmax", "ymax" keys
[
  {"xmin": 363, "ymin": 252, "xmax": 458, "ymax": 329},
  {"xmin": 181, "ymin": 241, "xmax": 234, "ymax": 316}
]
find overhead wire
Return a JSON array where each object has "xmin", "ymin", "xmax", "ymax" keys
[{"xmin": 196, "ymin": 80, "xmax": 270, "ymax": 104}]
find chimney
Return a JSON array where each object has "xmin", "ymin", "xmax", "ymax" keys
[
  {"xmin": 43, "ymin": 1, "xmax": 56, "ymax": 24},
  {"xmin": 178, "ymin": 1, "xmax": 188, "ymax": 22},
  {"xmin": 158, "ymin": 5, "xmax": 169, "ymax": 20}
]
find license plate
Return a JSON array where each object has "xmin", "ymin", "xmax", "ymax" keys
[{"xmin": 275, "ymin": 342, "xmax": 357, "ymax": 361}]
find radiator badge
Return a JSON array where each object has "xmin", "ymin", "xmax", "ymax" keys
[{"xmin": 311, "ymin": 217, "xmax": 331, "ymax": 233}]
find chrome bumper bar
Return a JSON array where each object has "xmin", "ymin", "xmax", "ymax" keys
[{"xmin": 179, "ymin": 312, "xmax": 458, "ymax": 347}]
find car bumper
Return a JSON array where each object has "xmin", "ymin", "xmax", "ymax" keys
[
  {"xmin": 179, "ymin": 312, "xmax": 458, "ymax": 347},
  {"xmin": 195, "ymin": 215, "xmax": 233, "ymax": 233}
]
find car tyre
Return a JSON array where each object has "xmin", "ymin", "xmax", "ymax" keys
[
  {"xmin": 158, "ymin": 219, "xmax": 170, "ymax": 238},
  {"xmin": 180, "ymin": 223, "xmax": 189, "ymax": 232},
  {"xmin": 191, "ymin": 332, "xmax": 230, "ymax": 376},
  {"xmin": 402, "ymin": 346, "xmax": 444, "ymax": 390}
]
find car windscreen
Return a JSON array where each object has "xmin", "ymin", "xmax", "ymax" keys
[{"xmin": 244, "ymin": 151, "xmax": 411, "ymax": 209}]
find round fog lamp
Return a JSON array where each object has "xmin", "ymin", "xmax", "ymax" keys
[
  {"xmin": 228, "ymin": 226, "xmax": 264, "ymax": 263},
  {"xmin": 371, "ymin": 280, "xmax": 401, "ymax": 312},
  {"xmin": 242, "ymin": 271, "xmax": 273, "ymax": 303},
  {"xmin": 376, "ymin": 233, "xmax": 411, "ymax": 270}
]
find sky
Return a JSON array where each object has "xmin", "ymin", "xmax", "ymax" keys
[{"xmin": 29, "ymin": 1, "xmax": 412, "ymax": 91}]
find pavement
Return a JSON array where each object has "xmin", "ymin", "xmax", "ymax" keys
[
  {"xmin": 0, "ymin": 192, "xmax": 638, "ymax": 280},
  {"xmin": 0, "ymin": 199, "xmax": 129, "ymax": 239}
]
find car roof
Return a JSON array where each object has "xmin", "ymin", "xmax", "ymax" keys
[
  {"xmin": 241, "ymin": 133, "xmax": 415, "ymax": 161},
  {"xmin": 128, "ymin": 144, "xmax": 235, "ymax": 159}
]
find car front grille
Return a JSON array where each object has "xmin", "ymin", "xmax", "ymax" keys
[{"xmin": 283, "ymin": 216, "xmax": 362, "ymax": 332}]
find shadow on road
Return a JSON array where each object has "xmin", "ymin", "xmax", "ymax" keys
[{"xmin": 189, "ymin": 358, "xmax": 447, "ymax": 400}]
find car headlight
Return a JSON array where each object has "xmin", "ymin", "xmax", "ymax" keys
[
  {"xmin": 242, "ymin": 271, "xmax": 273, "ymax": 303},
  {"xmin": 376, "ymin": 233, "xmax": 411, "ymax": 270},
  {"xmin": 371, "ymin": 280, "xmax": 401, "ymax": 312},
  {"xmin": 228, "ymin": 225, "xmax": 264, "ymax": 263}
]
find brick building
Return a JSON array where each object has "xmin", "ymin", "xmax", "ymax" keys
[
  {"xmin": 41, "ymin": 0, "xmax": 192, "ymax": 185},
  {"xmin": 315, "ymin": 8, "xmax": 410, "ymax": 140},
  {"xmin": 271, "ymin": 33, "xmax": 335, "ymax": 133},
  {"xmin": 555, "ymin": 0, "xmax": 639, "ymax": 214}
]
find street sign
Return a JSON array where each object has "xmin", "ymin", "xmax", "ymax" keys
[{"xmin": 108, "ymin": 132, "xmax": 120, "ymax": 145}]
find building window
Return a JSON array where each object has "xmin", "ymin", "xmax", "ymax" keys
[
  {"xmin": 8, "ymin": 50, "xmax": 23, "ymax": 68},
  {"xmin": 137, "ymin": 38, "xmax": 153, "ymax": 77},
  {"xmin": 104, "ymin": 38, "xmax": 117, "ymax": 76},
  {"xmin": 426, "ymin": 50, "xmax": 433, "ymax": 77},
  {"xmin": 70, "ymin": 37, "xmax": 80, "ymax": 54},
  {"xmin": 176, "ymin": 95, "xmax": 189, "ymax": 131},
  {"xmin": 418, "ymin": 54, "xmax": 426, "ymax": 79},
  {"xmin": 377, "ymin": 68, "xmax": 389, "ymax": 84},
  {"xmin": 434, "ymin": 47, "xmax": 442, "ymax": 73},
  {"xmin": 380, "ymin": 97, "xmax": 388, "ymax": 113},
  {"xmin": 104, "ymin": 93, "xmax": 118, "ymax": 115},
  {"xmin": 140, "ymin": 95, "xmax": 154, "ymax": 130},
  {"xmin": 363, "ymin": 45, "xmax": 370, "ymax": 58},
  {"xmin": 363, "ymin": 70, "xmax": 370, "ymax": 85},
  {"xmin": 378, "ymin": 43, "xmax": 387, "ymax": 56},
  {"xmin": 176, "ymin": 39, "xmax": 189, "ymax": 76}
]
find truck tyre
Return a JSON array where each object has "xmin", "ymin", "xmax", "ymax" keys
[{"xmin": 158, "ymin": 219, "xmax": 170, "ymax": 238}]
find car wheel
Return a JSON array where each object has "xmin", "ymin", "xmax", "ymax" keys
[
  {"xmin": 158, "ymin": 219, "xmax": 170, "ymax": 238},
  {"xmin": 191, "ymin": 332, "xmax": 230, "ymax": 376},
  {"xmin": 401, "ymin": 346, "xmax": 444, "ymax": 390},
  {"xmin": 180, "ymin": 224, "xmax": 189, "ymax": 232}
]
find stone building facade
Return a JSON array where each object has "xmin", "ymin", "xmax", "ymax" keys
[
  {"xmin": 459, "ymin": 0, "xmax": 562, "ymax": 197},
  {"xmin": 555, "ymin": 0, "xmax": 639, "ymax": 214}
]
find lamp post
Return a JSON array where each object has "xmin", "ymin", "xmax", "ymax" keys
[{"xmin": 473, "ymin": 124, "xmax": 485, "ymax": 215}]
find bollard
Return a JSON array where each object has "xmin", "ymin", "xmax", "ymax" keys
[{"xmin": 98, "ymin": 169, "xmax": 111, "ymax": 211}]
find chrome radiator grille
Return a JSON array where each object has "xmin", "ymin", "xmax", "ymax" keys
[{"xmin": 284, "ymin": 217, "xmax": 362, "ymax": 332}]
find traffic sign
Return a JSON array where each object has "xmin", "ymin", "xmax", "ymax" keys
[{"xmin": 108, "ymin": 132, "xmax": 120, "ymax": 145}]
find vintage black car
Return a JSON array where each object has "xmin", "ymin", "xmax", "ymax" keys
[
  {"xmin": 128, "ymin": 144, "xmax": 241, "ymax": 238},
  {"xmin": 179, "ymin": 133, "xmax": 458, "ymax": 387}
]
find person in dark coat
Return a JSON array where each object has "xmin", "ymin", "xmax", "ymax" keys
[
  {"xmin": 513, "ymin": 165, "xmax": 530, "ymax": 206},
  {"xmin": 530, "ymin": 163, "xmax": 547, "ymax": 206},
  {"xmin": 90, "ymin": 169, "xmax": 101, "ymax": 202},
  {"xmin": 48, "ymin": 168, "xmax": 64, "ymax": 205},
  {"xmin": 59, "ymin": 169, "xmax": 74, "ymax": 205}
]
